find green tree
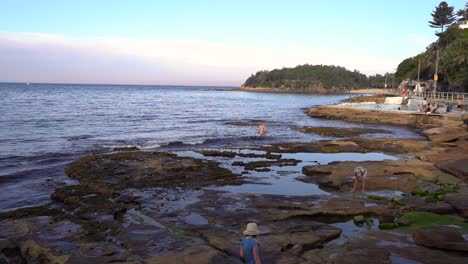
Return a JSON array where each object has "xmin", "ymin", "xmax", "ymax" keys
[
  {"xmin": 438, "ymin": 26, "xmax": 464, "ymax": 48},
  {"xmin": 242, "ymin": 65, "xmax": 370, "ymax": 90},
  {"xmin": 440, "ymin": 32, "xmax": 468, "ymax": 91},
  {"xmin": 457, "ymin": 2, "xmax": 468, "ymax": 21},
  {"xmin": 429, "ymin": 1, "xmax": 456, "ymax": 32}
]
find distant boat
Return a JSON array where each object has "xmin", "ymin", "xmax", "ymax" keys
[{"xmin": 26, "ymin": 82, "xmax": 30, "ymax": 85}]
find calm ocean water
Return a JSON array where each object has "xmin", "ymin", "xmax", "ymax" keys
[{"xmin": 0, "ymin": 83, "xmax": 419, "ymax": 211}]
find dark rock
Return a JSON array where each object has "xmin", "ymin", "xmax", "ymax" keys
[
  {"xmin": 63, "ymin": 196, "xmax": 81, "ymax": 207},
  {"xmin": 436, "ymin": 158, "xmax": 468, "ymax": 181},
  {"xmin": 239, "ymin": 159, "xmax": 300, "ymax": 171},
  {"xmin": 146, "ymin": 245, "xmax": 241, "ymax": 263},
  {"xmin": 253, "ymin": 168, "xmax": 271, "ymax": 172},
  {"xmin": 296, "ymin": 126, "xmax": 389, "ymax": 137},
  {"xmin": 418, "ymin": 202, "xmax": 454, "ymax": 214},
  {"xmin": 422, "ymin": 126, "xmax": 468, "ymax": 143},
  {"xmin": 413, "ymin": 226, "xmax": 468, "ymax": 251},
  {"xmin": 224, "ymin": 120, "xmax": 263, "ymax": 126},
  {"xmin": 444, "ymin": 193, "xmax": 468, "ymax": 217},
  {"xmin": 378, "ymin": 214, "xmax": 395, "ymax": 224},
  {"xmin": 0, "ymin": 238, "xmax": 15, "ymax": 251},
  {"xmin": 237, "ymin": 152, "xmax": 282, "ymax": 160},
  {"xmin": 330, "ymin": 248, "xmax": 391, "ymax": 264},
  {"xmin": 196, "ymin": 150, "xmax": 237, "ymax": 158},
  {"xmin": 113, "ymin": 208, "xmax": 127, "ymax": 221},
  {"xmin": 64, "ymin": 151, "xmax": 243, "ymax": 195},
  {"xmin": 112, "ymin": 146, "xmax": 140, "ymax": 151},
  {"xmin": 378, "ymin": 223, "xmax": 398, "ymax": 229}
]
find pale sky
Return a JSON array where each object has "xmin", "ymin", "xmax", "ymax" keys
[{"xmin": 0, "ymin": 0, "xmax": 465, "ymax": 86}]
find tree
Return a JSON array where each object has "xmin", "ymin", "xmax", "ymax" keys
[
  {"xmin": 439, "ymin": 31, "xmax": 468, "ymax": 91},
  {"xmin": 429, "ymin": 1, "xmax": 456, "ymax": 32},
  {"xmin": 456, "ymin": 2, "xmax": 468, "ymax": 21}
]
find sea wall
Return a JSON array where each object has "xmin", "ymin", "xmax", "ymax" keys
[
  {"xmin": 384, "ymin": 97, "xmax": 402, "ymax": 105},
  {"xmin": 307, "ymin": 105, "xmax": 463, "ymax": 129}
]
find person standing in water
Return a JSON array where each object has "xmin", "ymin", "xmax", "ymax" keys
[
  {"xmin": 258, "ymin": 123, "xmax": 265, "ymax": 136},
  {"xmin": 240, "ymin": 222, "xmax": 262, "ymax": 264}
]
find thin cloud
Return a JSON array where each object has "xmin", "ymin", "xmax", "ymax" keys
[{"xmin": 0, "ymin": 32, "xmax": 400, "ymax": 85}]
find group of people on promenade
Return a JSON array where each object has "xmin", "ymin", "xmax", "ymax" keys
[{"xmin": 416, "ymin": 97, "xmax": 463, "ymax": 114}]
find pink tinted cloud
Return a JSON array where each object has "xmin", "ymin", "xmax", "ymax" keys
[{"xmin": 0, "ymin": 32, "xmax": 398, "ymax": 85}]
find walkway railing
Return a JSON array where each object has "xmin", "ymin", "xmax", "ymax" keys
[{"xmin": 412, "ymin": 91, "xmax": 468, "ymax": 104}]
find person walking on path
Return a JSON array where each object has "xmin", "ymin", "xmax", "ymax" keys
[
  {"xmin": 240, "ymin": 223, "xmax": 262, "ymax": 264},
  {"xmin": 351, "ymin": 166, "xmax": 367, "ymax": 194}
]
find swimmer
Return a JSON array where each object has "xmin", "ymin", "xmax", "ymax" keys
[{"xmin": 259, "ymin": 123, "xmax": 265, "ymax": 136}]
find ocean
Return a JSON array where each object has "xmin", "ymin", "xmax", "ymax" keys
[{"xmin": 0, "ymin": 83, "xmax": 418, "ymax": 211}]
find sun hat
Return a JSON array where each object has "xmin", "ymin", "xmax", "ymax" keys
[
  {"xmin": 354, "ymin": 166, "xmax": 367, "ymax": 178},
  {"xmin": 243, "ymin": 222, "xmax": 260, "ymax": 236}
]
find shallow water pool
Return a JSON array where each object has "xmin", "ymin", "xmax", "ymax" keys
[
  {"xmin": 176, "ymin": 150, "xmax": 399, "ymax": 197},
  {"xmin": 345, "ymin": 103, "xmax": 418, "ymax": 111}
]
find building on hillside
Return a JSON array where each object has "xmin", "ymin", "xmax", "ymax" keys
[
  {"xmin": 399, "ymin": 79, "xmax": 434, "ymax": 95},
  {"xmin": 458, "ymin": 20, "xmax": 468, "ymax": 29}
]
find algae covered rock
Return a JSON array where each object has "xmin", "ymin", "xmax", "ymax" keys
[
  {"xmin": 353, "ymin": 215, "xmax": 365, "ymax": 226},
  {"xmin": 397, "ymin": 211, "xmax": 468, "ymax": 233},
  {"xmin": 378, "ymin": 223, "xmax": 398, "ymax": 229},
  {"xmin": 64, "ymin": 151, "xmax": 243, "ymax": 195}
]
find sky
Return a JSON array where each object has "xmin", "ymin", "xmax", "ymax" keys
[{"xmin": 0, "ymin": 0, "xmax": 466, "ymax": 86}]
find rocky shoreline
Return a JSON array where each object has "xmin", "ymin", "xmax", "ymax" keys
[
  {"xmin": 234, "ymin": 86, "xmax": 349, "ymax": 94},
  {"xmin": 1, "ymin": 97, "xmax": 468, "ymax": 263}
]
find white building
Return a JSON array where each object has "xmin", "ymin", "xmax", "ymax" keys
[{"xmin": 459, "ymin": 20, "xmax": 468, "ymax": 29}]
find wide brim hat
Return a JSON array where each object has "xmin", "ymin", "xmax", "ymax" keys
[{"xmin": 243, "ymin": 222, "xmax": 260, "ymax": 236}]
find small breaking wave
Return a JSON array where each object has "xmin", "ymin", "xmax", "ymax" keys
[
  {"xmin": 160, "ymin": 140, "xmax": 207, "ymax": 147},
  {"xmin": 67, "ymin": 135, "xmax": 93, "ymax": 141}
]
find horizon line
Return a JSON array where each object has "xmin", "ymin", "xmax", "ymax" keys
[{"xmin": 0, "ymin": 81, "xmax": 239, "ymax": 88}]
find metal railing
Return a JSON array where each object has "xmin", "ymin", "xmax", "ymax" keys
[{"xmin": 412, "ymin": 91, "xmax": 468, "ymax": 104}]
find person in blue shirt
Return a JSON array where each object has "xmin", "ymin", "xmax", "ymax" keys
[{"xmin": 240, "ymin": 222, "xmax": 262, "ymax": 264}]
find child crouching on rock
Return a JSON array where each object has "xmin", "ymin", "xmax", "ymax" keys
[
  {"xmin": 351, "ymin": 166, "xmax": 367, "ymax": 194},
  {"xmin": 240, "ymin": 222, "xmax": 262, "ymax": 264}
]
